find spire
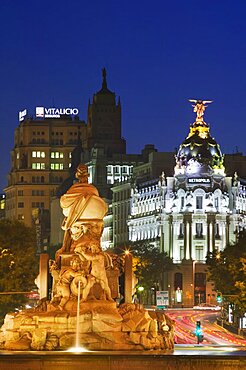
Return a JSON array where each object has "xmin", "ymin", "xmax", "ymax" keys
[
  {"xmin": 96, "ymin": 67, "xmax": 114, "ymax": 95},
  {"xmin": 102, "ymin": 67, "xmax": 107, "ymax": 90}
]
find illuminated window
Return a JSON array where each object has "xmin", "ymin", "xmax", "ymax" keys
[
  {"xmin": 51, "ymin": 163, "xmax": 64, "ymax": 170},
  {"xmin": 195, "ymin": 246, "xmax": 204, "ymax": 261},
  {"xmin": 51, "ymin": 151, "xmax": 64, "ymax": 159},
  {"xmin": 32, "ymin": 163, "xmax": 45, "ymax": 170},
  {"xmin": 32, "ymin": 151, "xmax": 45, "ymax": 158},
  {"xmin": 16, "ymin": 152, "xmax": 20, "ymax": 159}
]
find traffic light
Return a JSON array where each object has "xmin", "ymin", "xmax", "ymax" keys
[
  {"xmin": 216, "ymin": 292, "xmax": 222, "ymax": 303},
  {"xmin": 195, "ymin": 321, "xmax": 203, "ymax": 344}
]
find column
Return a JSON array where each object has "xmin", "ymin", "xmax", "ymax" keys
[
  {"xmin": 184, "ymin": 220, "xmax": 187, "ymax": 260},
  {"xmin": 189, "ymin": 221, "xmax": 192, "ymax": 260},
  {"xmin": 186, "ymin": 221, "xmax": 190, "ymax": 260},
  {"xmin": 38, "ymin": 253, "xmax": 49, "ymax": 300}
]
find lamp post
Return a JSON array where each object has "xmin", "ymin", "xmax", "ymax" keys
[
  {"xmin": 124, "ymin": 250, "xmax": 133, "ymax": 304},
  {"xmin": 192, "ymin": 260, "xmax": 197, "ymax": 305},
  {"xmin": 138, "ymin": 286, "xmax": 144, "ymax": 304}
]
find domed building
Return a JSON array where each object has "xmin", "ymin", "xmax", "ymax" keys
[{"xmin": 126, "ymin": 100, "xmax": 246, "ymax": 306}]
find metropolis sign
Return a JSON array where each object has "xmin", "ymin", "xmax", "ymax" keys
[
  {"xmin": 36, "ymin": 106, "xmax": 79, "ymax": 118},
  {"xmin": 188, "ymin": 178, "xmax": 211, "ymax": 185}
]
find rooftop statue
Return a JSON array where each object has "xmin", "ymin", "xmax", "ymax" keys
[{"xmin": 189, "ymin": 99, "xmax": 212, "ymax": 121}]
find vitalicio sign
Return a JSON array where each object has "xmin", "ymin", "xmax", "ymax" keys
[{"xmin": 36, "ymin": 106, "xmax": 79, "ymax": 118}]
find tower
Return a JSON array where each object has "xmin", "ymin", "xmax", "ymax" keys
[{"xmin": 87, "ymin": 68, "xmax": 126, "ymax": 156}]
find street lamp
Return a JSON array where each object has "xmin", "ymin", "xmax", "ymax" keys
[
  {"xmin": 192, "ymin": 260, "xmax": 197, "ymax": 305},
  {"xmin": 137, "ymin": 286, "xmax": 144, "ymax": 304}
]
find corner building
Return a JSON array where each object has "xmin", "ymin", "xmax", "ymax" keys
[
  {"xmin": 127, "ymin": 100, "xmax": 246, "ymax": 306},
  {"xmin": 4, "ymin": 116, "xmax": 86, "ymax": 229}
]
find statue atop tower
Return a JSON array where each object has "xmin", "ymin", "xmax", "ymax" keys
[{"xmin": 189, "ymin": 99, "xmax": 213, "ymax": 122}]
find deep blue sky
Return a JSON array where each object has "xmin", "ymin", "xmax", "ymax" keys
[{"xmin": 1, "ymin": 0, "xmax": 246, "ymax": 191}]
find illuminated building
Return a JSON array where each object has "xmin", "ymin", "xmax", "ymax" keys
[
  {"xmin": 115, "ymin": 100, "xmax": 246, "ymax": 306},
  {"xmin": 4, "ymin": 115, "xmax": 85, "ymax": 233},
  {"xmin": 0, "ymin": 194, "xmax": 5, "ymax": 219},
  {"xmin": 4, "ymin": 69, "xmax": 130, "ymax": 249}
]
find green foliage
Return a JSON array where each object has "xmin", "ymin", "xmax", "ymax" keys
[
  {"xmin": 0, "ymin": 219, "xmax": 39, "ymax": 320},
  {"xmin": 206, "ymin": 230, "xmax": 246, "ymax": 316},
  {"xmin": 129, "ymin": 241, "xmax": 173, "ymax": 291}
]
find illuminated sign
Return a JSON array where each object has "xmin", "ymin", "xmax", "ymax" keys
[
  {"xmin": 156, "ymin": 291, "xmax": 169, "ymax": 308},
  {"xmin": 36, "ymin": 106, "xmax": 79, "ymax": 118},
  {"xmin": 19, "ymin": 109, "xmax": 27, "ymax": 122},
  {"xmin": 188, "ymin": 178, "xmax": 211, "ymax": 185}
]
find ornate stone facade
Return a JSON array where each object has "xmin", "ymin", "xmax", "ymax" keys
[{"xmin": 126, "ymin": 101, "xmax": 246, "ymax": 306}]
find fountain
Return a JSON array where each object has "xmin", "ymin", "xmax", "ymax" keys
[{"xmin": 0, "ymin": 164, "xmax": 174, "ymax": 352}]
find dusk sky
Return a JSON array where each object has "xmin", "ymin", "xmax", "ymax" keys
[{"xmin": 1, "ymin": 0, "xmax": 246, "ymax": 191}]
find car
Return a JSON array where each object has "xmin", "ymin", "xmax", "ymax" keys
[{"xmin": 193, "ymin": 303, "xmax": 221, "ymax": 311}]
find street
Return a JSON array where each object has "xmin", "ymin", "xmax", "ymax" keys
[{"xmin": 165, "ymin": 309, "xmax": 246, "ymax": 347}]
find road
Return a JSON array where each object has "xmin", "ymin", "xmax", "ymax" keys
[{"xmin": 165, "ymin": 309, "xmax": 246, "ymax": 347}]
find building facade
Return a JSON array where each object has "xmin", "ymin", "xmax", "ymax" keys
[{"xmin": 115, "ymin": 100, "xmax": 246, "ymax": 306}]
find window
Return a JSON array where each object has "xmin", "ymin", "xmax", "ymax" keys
[
  {"xmin": 32, "ymin": 163, "xmax": 45, "ymax": 170},
  {"xmin": 51, "ymin": 151, "xmax": 64, "ymax": 159},
  {"xmin": 18, "ymin": 202, "xmax": 24, "ymax": 208},
  {"xmin": 180, "ymin": 246, "xmax": 184, "ymax": 260},
  {"xmin": 215, "ymin": 197, "xmax": 219, "ymax": 210},
  {"xmin": 32, "ymin": 190, "xmax": 45, "ymax": 196},
  {"xmin": 215, "ymin": 223, "xmax": 220, "ymax": 238},
  {"xmin": 180, "ymin": 196, "xmax": 184, "ymax": 210},
  {"xmin": 179, "ymin": 223, "xmax": 184, "ymax": 238},
  {"xmin": 32, "ymin": 202, "xmax": 44, "ymax": 208},
  {"xmin": 195, "ymin": 246, "xmax": 204, "ymax": 261},
  {"xmin": 196, "ymin": 223, "xmax": 203, "ymax": 237},
  {"xmin": 51, "ymin": 163, "xmax": 64, "ymax": 170},
  {"xmin": 18, "ymin": 190, "xmax": 24, "ymax": 196},
  {"xmin": 174, "ymin": 272, "xmax": 183, "ymax": 290},
  {"xmin": 196, "ymin": 196, "xmax": 203, "ymax": 210},
  {"xmin": 32, "ymin": 151, "xmax": 45, "ymax": 158}
]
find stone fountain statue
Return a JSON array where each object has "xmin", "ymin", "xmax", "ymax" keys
[{"xmin": 0, "ymin": 164, "xmax": 174, "ymax": 351}]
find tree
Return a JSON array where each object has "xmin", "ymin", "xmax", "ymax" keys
[
  {"xmin": 0, "ymin": 219, "xmax": 39, "ymax": 320},
  {"xmin": 206, "ymin": 230, "xmax": 246, "ymax": 316},
  {"xmin": 129, "ymin": 241, "xmax": 173, "ymax": 299}
]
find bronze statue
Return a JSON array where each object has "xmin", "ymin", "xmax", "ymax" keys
[{"xmin": 189, "ymin": 99, "xmax": 212, "ymax": 121}]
